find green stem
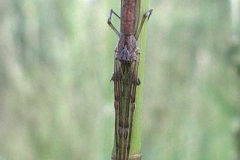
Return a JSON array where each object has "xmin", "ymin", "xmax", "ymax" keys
[
  {"xmin": 111, "ymin": 0, "xmax": 151, "ymax": 159},
  {"xmin": 129, "ymin": 0, "xmax": 150, "ymax": 159}
]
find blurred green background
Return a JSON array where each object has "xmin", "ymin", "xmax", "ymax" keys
[{"xmin": 1, "ymin": 0, "xmax": 240, "ymax": 160}]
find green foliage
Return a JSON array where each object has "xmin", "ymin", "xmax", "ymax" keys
[{"xmin": 0, "ymin": 0, "xmax": 240, "ymax": 160}]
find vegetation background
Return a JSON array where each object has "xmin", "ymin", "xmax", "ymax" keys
[{"xmin": 0, "ymin": 0, "xmax": 240, "ymax": 159}]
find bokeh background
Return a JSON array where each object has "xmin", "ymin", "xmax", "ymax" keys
[{"xmin": 1, "ymin": 0, "xmax": 240, "ymax": 159}]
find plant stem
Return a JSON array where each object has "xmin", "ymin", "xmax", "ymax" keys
[
  {"xmin": 111, "ymin": 0, "xmax": 151, "ymax": 159},
  {"xmin": 129, "ymin": 0, "xmax": 150, "ymax": 159}
]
